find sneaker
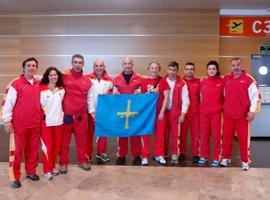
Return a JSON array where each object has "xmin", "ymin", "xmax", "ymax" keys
[
  {"xmin": 178, "ymin": 154, "xmax": 186, "ymax": 162},
  {"xmin": 192, "ymin": 155, "xmax": 200, "ymax": 163},
  {"xmin": 164, "ymin": 155, "xmax": 169, "ymax": 162},
  {"xmin": 116, "ymin": 157, "xmax": 126, "ymax": 165},
  {"xmin": 51, "ymin": 168, "xmax": 60, "ymax": 176},
  {"xmin": 44, "ymin": 172, "xmax": 53, "ymax": 180},
  {"xmin": 60, "ymin": 165, "xmax": 68, "ymax": 174},
  {"xmin": 220, "ymin": 159, "xmax": 231, "ymax": 167},
  {"xmin": 141, "ymin": 158, "xmax": 149, "ymax": 166},
  {"xmin": 211, "ymin": 160, "xmax": 220, "ymax": 167},
  {"xmin": 198, "ymin": 157, "xmax": 208, "ymax": 165},
  {"xmin": 26, "ymin": 174, "xmax": 39, "ymax": 181},
  {"xmin": 171, "ymin": 154, "xmax": 179, "ymax": 165},
  {"xmin": 78, "ymin": 163, "xmax": 91, "ymax": 171},
  {"xmin": 241, "ymin": 162, "xmax": 250, "ymax": 171},
  {"xmin": 132, "ymin": 156, "xmax": 142, "ymax": 166},
  {"xmin": 155, "ymin": 156, "xmax": 167, "ymax": 166},
  {"xmin": 96, "ymin": 153, "xmax": 110, "ymax": 162},
  {"xmin": 11, "ymin": 180, "xmax": 21, "ymax": 189}
]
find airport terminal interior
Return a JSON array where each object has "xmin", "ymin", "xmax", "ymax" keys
[{"xmin": 0, "ymin": 0, "xmax": 270, "ymax": 199}]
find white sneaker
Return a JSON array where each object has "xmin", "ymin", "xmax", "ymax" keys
[
  {"xmin": 141, "ymin": 158, "xmax": 149, "ymax": 166},
  {"xmin": 241, "ymin": 162, "xmax": 250, "ymax": 171},
  {"xmin": 171, "ymin": 154, "xmax": 178, "ymax": 165},
  {"xmin": 44, "ymin": 172, "xmax": 53, "ymax": 180},
  {"xmin": 220, "ymin": 159, "xmax": 231, "ymax": 167},
  {"xmin": 51, "ymin": 168, "xmax": 60, "ymax": 176},
  {"xmin": 155, "ymin": 156, "xmax": 166, "ymax": 165}
]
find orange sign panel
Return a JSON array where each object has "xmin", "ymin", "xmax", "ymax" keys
[{"xmin": 220, "ymin": 16, "xmax": 270, "ymax": 37}]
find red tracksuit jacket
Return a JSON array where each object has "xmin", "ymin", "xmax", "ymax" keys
[
  {"xmin": 113, "ymin": 72, "xmax": 142, "ymax": 94},
  {"xmin": 62, "ymin": 69, "xmax": 92, "ymax": 115}
]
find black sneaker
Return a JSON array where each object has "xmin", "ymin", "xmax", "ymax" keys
[
  {"xmin": 96, "ymin": 153, "xmax": 110, "ymax": 162},
  {"xmin": 192, "ymin": 155, "xmax": 200, "ymax": 163},
  {"xmin": 11, "ymin": 180, "xmax": 21, "ymax": 189},
  {"xmin": 178, "ymin": 154, "xmax": 186, "ymax": 162},
  {"xmin": 132, "ymin": 156, "xmax": 142, "ymax": 166},
  {"xmin": 26, "ymin": 174, "xmax": 39, "ymax": 181},
  {"xmin": 78, "ymin": 163, "xmax": 91, "ymax": 171},
  {"xmin": 116, "ymin": 157, "xmax": 126, "ymax": 165}
]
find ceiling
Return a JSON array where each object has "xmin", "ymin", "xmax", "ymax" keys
[{"xmin": 0, "ymin": 0, "xmax": 269, "ymax": 14}]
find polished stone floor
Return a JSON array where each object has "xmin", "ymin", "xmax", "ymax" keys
[{"xmin": 0, "ymin": 162, "xmax": 270, "ymax": 200}]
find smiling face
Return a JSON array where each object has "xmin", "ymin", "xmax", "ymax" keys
[
  {"xmin": 148, "ymin": 62, "xmax": 160, "ymax": 78},
  {"xmin": 93, "ymin": 59, "xmax": 105, "ymax": 77},
  {"xmin": 48, "ymin": 70, "xmax": 58, "ymax": 85},
  {"xmin": 23, "ymin": 60, "xmax": 38, "ymax": 79},
  {"xmin": 72, "ymin": 57, "xmax": 84, "ymax": 72},
  {"xmin": 207, "ymin": 64, "xmax": 218, "ymax": 77},
  {"xmin": 184, "ymin": 64, "xmax": 195, "ymax": 79},
  {"xmin": 231, "ymin": 59, "xmax": 243, "ymax": 76},
  {"xmin": 122, "ymin": 57, "xmax": 134, "ymax": 74}
]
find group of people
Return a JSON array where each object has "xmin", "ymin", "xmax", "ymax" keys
[{"xmin": 1, "ymin": 54, "xmax": 260, "ymax": 189}]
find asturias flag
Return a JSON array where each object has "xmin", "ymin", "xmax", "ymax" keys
[{"xmin": 95, "ymin": 93, "xmax": 158, "ymax": 137}]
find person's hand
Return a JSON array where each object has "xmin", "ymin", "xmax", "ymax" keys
[
  {"xmin": 113, "ymin": 91, "xmax": 120, "ymax": 95},
  {"xmin": 246, "ymin": 112, "xmax": 255, "ymax": 122},
  {"xmin": 134, "ymin": 89, "xmax": 141, "ymax": 94},
  {"xmin": 150, "ymin": 88, "xmax": 158, "ymax": 93},
  {"xmin": 90, "ymin": 112, "xmax": 96, "ymax": 121},
  {"xmin": 158, "ymin": 112, "xmax": 164, "ymax": 121},
  {"xmin": 4, "ymin": 121, "xmax": 13, "ymax": 133},
  {"xmin": 178, "ymin": 114, "xmax": 185, "ymax": 123}
]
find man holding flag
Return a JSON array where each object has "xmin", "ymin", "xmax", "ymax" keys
[{"xmin": 113, "ymin": 57, "xmax": 142, "ymax": 165}]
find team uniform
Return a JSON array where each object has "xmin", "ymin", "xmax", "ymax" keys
[
  {"xmin": 199, "ymin": 76, "xmax": 224, "ymax": 165},
  {"xmin": 2, "ymin": 75, "xmax": 41, "ymax": 181},
  {"xmin": 140, "ymin": 76, "xmax": 170, "ymax": 162},
  {"xmin": 164, "ymin": 75, "xmax": 189, "ymax": 163},
  {"xmin": 180, "ymin": 76, "xmax": 200, "ymax": 159},
  {"xmin": 113, "ymin": 72, "xmax": 142, "ymax": 162},
  {"xmin": 40, "ymin": 85, "xmax": 65, "ymax": 175},
  {"xmin": 59, "ymin": 69, "xmax": 92, "ymax": 167},
  {"xmin": 85, "ymin": 71, "xmax": 113, "ymax": 160},
  {"xmin": 221, "ymin": 71, "xmax": 260, "ymax": 167}
]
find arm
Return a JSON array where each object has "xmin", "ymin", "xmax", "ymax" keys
[
  {"xmin": 2, "ymin": 86, "xmax": 17, "ymax": 133},
  {"xmin": 179, "ymin": 84, "xmax": 190, "ymax": 123},
  {"xmin": 87, "ymin": 85, "xmax": 96, "ymax": 120},
  {"xmin": 157, "ymin": 90, "xmax": 169, "ymax": 121},
  {"xmin": 247, "ymin": 82, "xmax": 261, "ymax": 122}
]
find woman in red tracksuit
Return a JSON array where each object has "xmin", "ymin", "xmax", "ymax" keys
[
  {"xmin": 140, "ymin": 61, "xmax": 169, "ymax": 166},
  {"xmin": 40, "ymin": 67, "xmax": 65, "ymax": 180},
  {"xmin": 199, "ymin": 60, "xmax": 224, "ymax": 167}
]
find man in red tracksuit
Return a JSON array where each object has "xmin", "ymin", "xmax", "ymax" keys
[
  {"xmin": 220, "ymin": 57, "xmax": 260, "ymax": 171},
  {"xmin": 59, "ymin": 54, "xmax": 92, "ymax": 173},
  {"xmin": 113, "ymin": 57, "xmax": 142, "ymax": 165},
  {"xmin": 2, "ymin": 57, "xmax": 41, "ymax": 188},
  {"xmin": 85, "ymin": 59, "xmax": 113, "ymax": 164},
  {"xmin": 163, "ymin": 61, "xmax": 190, "ymax": 165},
  {"xmin": 180, "ymin": 62, "xmax": 200, "ymax": 163}
]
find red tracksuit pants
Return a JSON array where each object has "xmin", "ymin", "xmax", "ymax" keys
[
  {"xmin": 117, "ymin": 136, "xmax": 141, "ymax": 158},
  {"xmin": 11, "ymin": 126, "xmax": 40, "ymax": 181},
  {"xmin": 85, "ymin": 115, "xmax": 107, "ymax": 157},
  {"xmin": 59, "ymin": 112, "xmax": 88, "ymax": 165},
  {"xmin": 200, "ymin": 113, "xmax": 222, "ymax": 161},
  {"xmin": 180, "ymin": 114, "xmax": 200, "ymax": 156},
  {"xmin": 41, "ymin": 122, "xmax": 63, "ymax": 173},
  {"xmin": 164, "ymin": 110, "xmax": 180, "ymax": 156},
  {"xmin": 222, "ymin": 114, "xmax": 250, "ymax": 163}
]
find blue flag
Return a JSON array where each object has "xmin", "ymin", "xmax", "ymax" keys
[{"xmin": 95, "ymin": 93, "xmax": 158, "ymax": 137}]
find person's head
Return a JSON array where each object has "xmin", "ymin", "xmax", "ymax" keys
[
  {"xmin": 22, "ymin": 57, "xmax": 38, "ymax": 78},
  {"xmin": 167, "ymin": 61, "xmax": 179, "ymax": 79},
  {"xmin": 93, "ymin": 59, "xmax": 105, "ymax": 77},
  {"xmin": 122, "ymin": 57, "xmax": 134, "ymax": 74},
  {"xmin": 230, "ymin": 57, "xmax": 243, "ymax": 76},
  {"xmin": 148, "ymin": 61, "xmax": 161, "ymax": 78},
  {"xmin": 71, "ymin": 54, "xmax": 84, "ymax": 72},
  {"xmin": 41, "ymin": 67, "xmax": 63, "ymax": 87},
  {"xmin": 184, "ymin": 62, "xmax": 195, "ymax": 78},
  {"xmin": 207, "ymin": 60, "xmax": 220, "ymax": 77}
]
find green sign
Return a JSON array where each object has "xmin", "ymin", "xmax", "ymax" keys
[{"xmin": 260, "ymin": 45, "xmax": 270, "ymax": 53}]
